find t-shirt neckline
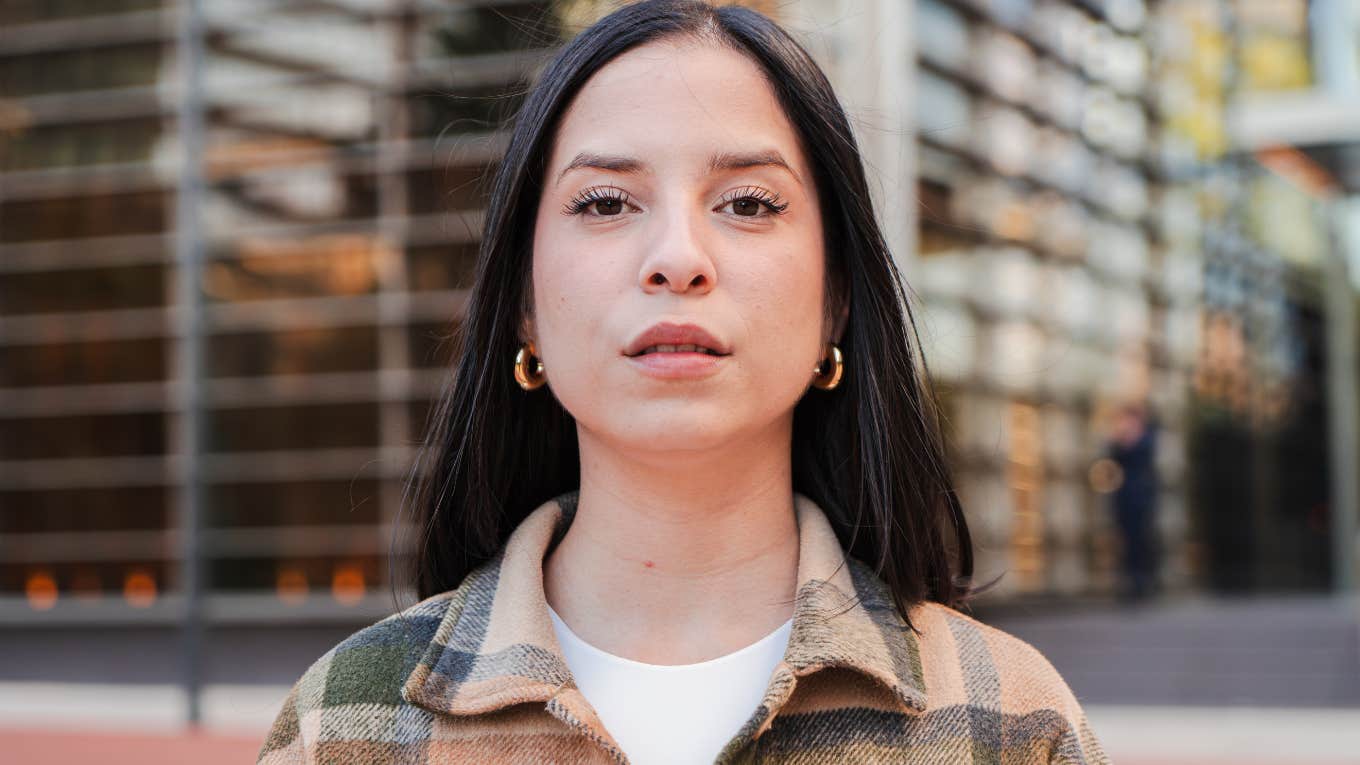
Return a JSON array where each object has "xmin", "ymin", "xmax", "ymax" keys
[{"xmin": 546, "ymin": 602, "xmax": 793, "ymax": 672}]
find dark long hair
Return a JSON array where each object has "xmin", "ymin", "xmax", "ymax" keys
[{"xmin": 397, "ymin": 0, "xmax": 975, "ymax": 628}]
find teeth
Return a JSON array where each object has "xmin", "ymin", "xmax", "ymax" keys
[{"xmin": 639, "ymin": 344, "xmax": 718, "ymax": 355}]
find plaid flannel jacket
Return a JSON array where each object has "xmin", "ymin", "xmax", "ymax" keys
[{"xmin": 258, "ymin": 490, "xmax": 1109, "ymax": 764}]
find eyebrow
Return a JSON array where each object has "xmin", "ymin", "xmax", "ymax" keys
[{"xmin": 554, "ymin": 149, "xmax": 802, "ymax": 186}]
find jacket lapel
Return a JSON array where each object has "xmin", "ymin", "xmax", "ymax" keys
[
  {"xmin": 780, "ymin": 492, "xmax": 929, "ymax": 715},
  {"xmin": 401, "ymin": 492, "xmax": 578, "ymax": 714},
  {"xmin": 401, "ymin": 489, "xmax": 928, "ymax": 750}
]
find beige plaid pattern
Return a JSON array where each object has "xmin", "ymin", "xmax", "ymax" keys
[{"xmin": 259, "ymin": 490, "xmax": 1109, "ymax": 763}]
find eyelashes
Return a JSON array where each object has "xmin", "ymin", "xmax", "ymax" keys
[
  {"xmin": 720, "ymin": 185, "xmax": 790, "ymax": 216},
  {"xmin": 560, "ymin": 184, "xmax": 790, "ymax": 218},
  {"xmin": 561, "ymin": 185, "xmax": 633, "ymax": 217}
]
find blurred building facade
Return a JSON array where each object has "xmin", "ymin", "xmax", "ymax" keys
[
  {"xmin": 2, "ymin": 0, "xmax": 1358, "ymax": 713},
  {"xmin": 1, "ymin": 0, "xmax": 563, "ymax": 627},
  {"xmin": 902, "ymin": 0, "xmax": 1359, "ymax": 599}
]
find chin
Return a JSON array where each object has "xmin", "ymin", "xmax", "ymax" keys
[{"xmin": 593, "ymin": 408, "xmax": 738, "ymax": 453}]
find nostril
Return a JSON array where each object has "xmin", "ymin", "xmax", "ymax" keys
[{"xmin": 650, "ymin": 273, "xmax": 665, "ymax": 285}]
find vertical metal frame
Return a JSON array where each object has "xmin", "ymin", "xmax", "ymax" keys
[{"xmin": 172, "ymin": 0, "xmax": 208, "ymax": 725}]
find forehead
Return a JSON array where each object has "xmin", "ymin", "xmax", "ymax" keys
[{"xmin": 547, "ymin": 37, "xmax": 808, "ymax": 175}]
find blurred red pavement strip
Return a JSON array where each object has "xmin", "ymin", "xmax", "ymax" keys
[
  {"xmin": 1115, "ymin": 759, "xmax": 1357, "ymax": 765},
  {"xmin": 1, "ymin": 727, "xmax": 263, "ymax": 765},
  {"xmin": 3, "ymin": 727, "xmax": 1355, "ymax": 765}
]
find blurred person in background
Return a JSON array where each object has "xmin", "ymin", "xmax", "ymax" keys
[
  {"xmin": 1107, "ymin": 399, "xmax": 1161, "ymax": 603},
  {"xmin": 257, "ymin": 1, "xmax": 1108, "ymax": 762}
]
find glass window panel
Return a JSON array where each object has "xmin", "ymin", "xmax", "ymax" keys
[
  {"xmin": 427, "ymin": 2, "xmax": 561, "ymax": 56},
  {"xmin": 0, "ymin": 486, "xmax": 168, "ymax": 533},
  {"xmin": 406, "ymin": 164, "xmax": 492, "ymax": 215},
  {"xmin": 917, "ymin": 178, "xmax": 976, "ymax": 255},
  {"xmin": 408, "ymin": 319, "xmax": 460, "ymax": 369},
  {"xmin": 0, "ymin": 337, "xmax": 166, "ymax": 387},
  {"xmin": 0, "ymin": 190, "xmax": 167, "ymax": 243},
  {"xmin": 205, "ymin": 237, "xmax": 380, "ymax": 303},
  {"xmin": 210, "ymin": 554, "xmax": 380, "ymax": 593},
  {"xmin": 208, "ymin": 479, "xmax": 382, "ymax": 528},
  {"xmin": 0, "ymin": 263, "xmax": 167, "ymax": 315},
  {"xmin": 0, "ymin": 0, "xmax": 164, "ymax": 25},
  {"xmin": 2, "ymin": 560, "xmax": 170, "ymax": 599},
  {"xmin": 0, "ymin": 411, "xmax": 166, "ymax": 459},
  {"xmin": 0, "ymin": 118, "xmax": 164, "ymax": 172},
  {"xmin": 208, "ymin": 326, "xmax": 378, "ymax": 377},
  {"xmin": 205, "ymin": 402, "xmax": 378, "ymax": 453},
  {"xmin": 407, "ymin": 242, "xmax": 478, "ymax": 291},
  {"xmin": 209, "ymin": 170, "xmax": 381, "ymax": 224},
  {"xmin": 0, "ymin": 43, "xmax": 164, "ymax": 98},
  {"xmin": 408, "ymin": 84, "xmax": 526, "ymax": 137}
]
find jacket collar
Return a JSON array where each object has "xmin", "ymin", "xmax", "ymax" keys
[{"xmin": 401, "ymin": 490, "xmax": 928, "ymax": 728}]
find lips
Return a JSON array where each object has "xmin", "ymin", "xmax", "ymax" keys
[
  {"xmin": 623, "ymin": 321, "xmax": 731, "ymax": 358},
  {"xmin": 634, "ymin": 343, "xmax": 722, "ymax": 356}
]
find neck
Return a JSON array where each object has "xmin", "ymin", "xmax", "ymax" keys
[{"xmin": 542, "ymin": 421, "xmax": 800, "ymax": 665}]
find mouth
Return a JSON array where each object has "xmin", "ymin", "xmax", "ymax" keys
[
  {"xmin": 622, "ymin": 321, "xmax": 732, "ymax": 358},
  {"xmin": 627, "ymin": 343, "xmax": 728, "ymax": 357},
  {"xmin": 624, "ymin": 344, "xmax": 728, "ymax": 380}
]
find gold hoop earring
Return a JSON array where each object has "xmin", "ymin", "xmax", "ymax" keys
[
  {"xmin": 811, "ymin": 342, "xmax": 843, "ymax": 391},
  {"xmin": 514, "ymin": 340, "xmax": 546, "ymax": 390}
]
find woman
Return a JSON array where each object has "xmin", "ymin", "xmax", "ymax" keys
[{"xmin": 258, "ymin": 2, "xmax": 1108, "ymax": 763}]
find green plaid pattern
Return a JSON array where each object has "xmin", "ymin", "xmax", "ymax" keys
[{"xmin": 258, "ymin": 490, "xmax": 1109, "ymax": 763}]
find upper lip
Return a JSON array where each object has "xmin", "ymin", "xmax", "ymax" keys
[{"xmin": 624, "ymin": 321, "xmax": 731, "ymax": 357}]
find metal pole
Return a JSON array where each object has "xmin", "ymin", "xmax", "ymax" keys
[
  {"xmin": 879, "ymin": 0, "xmax": 916, "ymax": 286},
  {"xmin": 1325, "ymin": 198, "xmax": 1359, "ymax": 593},
  {"xmin": 377, "ymin": 1, "xmax": 415, "ymax": 602},
  {"xmin": 174, "ymin": 0, "xmax": 208, "ymax": 726}
]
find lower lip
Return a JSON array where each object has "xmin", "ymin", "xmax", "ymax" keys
[{"xmin": 625, "ymin": 351, "xmax": 727, "ymax": 379}]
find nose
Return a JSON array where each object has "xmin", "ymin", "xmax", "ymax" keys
[{"xmin": 637, "ymin": 201, "xmax": 717, "ymax": 294}]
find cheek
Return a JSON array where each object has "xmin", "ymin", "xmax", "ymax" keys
[
  {"xmin": 533, "ymin": 253, "xmax": 591, "ymax": 358},
  {"xmin": 732, "ymin": 243, "xmax": 826, "ymax": 380},
  {"xmin": 530, "ymin": 228, "xmax": 622, "ymax": 399}
]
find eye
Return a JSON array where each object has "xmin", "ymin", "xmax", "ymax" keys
[
  {"xmin": 563, "ymin": 185, "xmax": 634, "ymax": 217},
  {"xmin": 716, "ymin": 185, "xmax": 789, "ymax": 218}
]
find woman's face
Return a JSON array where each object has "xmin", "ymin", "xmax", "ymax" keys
[{"xmin": 528, "ymin": 37, "xmax": 837, "ymax": 455}]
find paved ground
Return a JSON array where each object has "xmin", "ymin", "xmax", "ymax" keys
[
  {"xmin": 3, "ymin": 727, "xmax": 263, "ymax": 765},
  {"xmin": 977, "ymin": 593, "xmax": 1360, "ymax": 708}
]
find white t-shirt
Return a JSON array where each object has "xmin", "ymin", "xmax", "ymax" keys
[{"xmin": 547, "ymin": 603, "xmax": 793, "ymax": 765}]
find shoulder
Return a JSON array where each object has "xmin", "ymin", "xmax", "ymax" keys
[
  {"xmin": 256, "ymin": 591, "xmax": 457, "ymax": 763},
  {"xmin": 300, "ymin": 590, "xmax": 456, "ymax": 706},
  {"xmin": 920, "ymin": 602, "xmax": 1076, "ymax": 703},
  {"xmin": 912, "ymin": 602, "xmax": 1110, "ymax": 765}
]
